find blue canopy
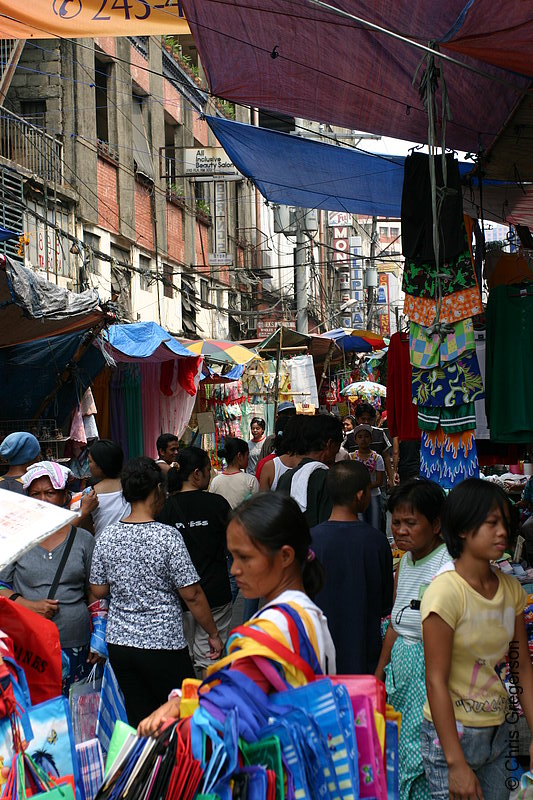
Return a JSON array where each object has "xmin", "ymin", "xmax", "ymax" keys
[
  {"xmin": 207, "ymin": 116, "xmax": 406, "ymax": 217},
  {"xmin": 104, "ymin": 322, "xmax": 196, "ymax": 361},
  {"xmin": 0, "ymin": 329, "xmax": 105, "ymax": 423},
  {"xmin": 0, "ymin": 224, "xmax": 21, "ymax": 242}
]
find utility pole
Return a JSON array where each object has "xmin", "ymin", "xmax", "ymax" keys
[
  {"xmin": 367, "ymin": 215, "xmax": 377, "ymax": 331},
  {"xmin": 295, "ymin": 209, "xmax": 308, "ymax": 334}
]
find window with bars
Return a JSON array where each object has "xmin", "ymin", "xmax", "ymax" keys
[{"xmin": 139, "ymin": 254, "xmax": 152, "ymax": 291}]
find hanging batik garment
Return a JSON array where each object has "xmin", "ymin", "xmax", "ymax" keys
[
  {"xmin": 420, "ymin": 427, "xmax": 480, "ymax": 489},
  {"xmin": 411, "ymin": 351, "xmax": 484, "ymax": 408}
]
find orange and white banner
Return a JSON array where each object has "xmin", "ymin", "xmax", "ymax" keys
[{"xmin": 0, "ymin": 0, "xmax": 189, "ymax": 39}]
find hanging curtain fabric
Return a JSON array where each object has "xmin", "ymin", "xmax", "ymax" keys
[
  {"xmin": 110, "ymin": 365, "xmax": 128, "ymax": 460},
  {"xmin": 140, "ymin": 362, "xmax": 161, "ymax": 460},
  {"xmin": 91, "ymin": 368, "xmax": 112, "ymax": 440},
  {"xmin": 123, "ymin": 364, "xmax": 143, "ymax": 459}
]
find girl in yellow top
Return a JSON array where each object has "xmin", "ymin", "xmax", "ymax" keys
[{"xmin": 421, "ymin": 479, "xmax": 533, "ymax": 800}]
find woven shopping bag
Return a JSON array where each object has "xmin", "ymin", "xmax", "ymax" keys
[{"xmin": 96, "ymin": 663, "xmax": 128, "ymax": 757}]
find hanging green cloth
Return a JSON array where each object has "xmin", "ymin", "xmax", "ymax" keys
[{"xmin": 123, "ymin": 364, "xmax": 143, "ymax": 458}]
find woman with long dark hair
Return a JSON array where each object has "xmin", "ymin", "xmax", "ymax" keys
[
  {"xmin": 209, "ymin": 438, "xmax": 259, "ymax": 509},
  {"xmin": 139, "ymin": 492, "xmax": 335, "ymax": 736},
  {"xmin": 159, "ymin": 447, "xmax": 232, "ymax": 677},
  {"xmin": 89, "ymin": 456, "xmax": 223, "ymax": 726}
]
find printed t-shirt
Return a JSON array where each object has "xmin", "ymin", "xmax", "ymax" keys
[
  {"xmin": 311, "ymin": 520, "xmax": 393, "ymax": 674},
  {"xmin": 351, "ymin": 450, "xmax": 385, "ymax": 496},
  {"xmin": 209, "ymin": 471, "xmax": 259, "ymax": 510},
  {"xmin": 90, "ymin": 521, "xmax": 199, "ymax": 650},
  {"xmin": 392, "ymin": 543, "xmax": 451, "ymax": 641},
  {"xmin": 421, "ymin": 569, "xmax": 526, "ymax": 727},
  {"xmin": 158, "ymin": 491, "xmax": 231, "ymax": 608}
]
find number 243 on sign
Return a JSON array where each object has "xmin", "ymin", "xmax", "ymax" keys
[{"xmin": 93, "ymin": 0, "xmax": 183, "ymax": 21}]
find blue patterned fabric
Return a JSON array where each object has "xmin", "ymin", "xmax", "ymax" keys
[{"xmin": 412, "ymin": 351, "xmax": 484, "ymax": 408}]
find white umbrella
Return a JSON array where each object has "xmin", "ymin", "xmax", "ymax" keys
[{"xmin": 341, "ymin": 381, "xmax": 387, "ymax": 398}]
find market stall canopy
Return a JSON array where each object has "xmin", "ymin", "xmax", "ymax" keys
[
  {"xmin": 323, "ymin": 329, "xmax": 386, "ymax": 353},
  {"xmin": 248, "ymin": 326, "xmax": 341, "ymax": 364},
  {"xmin": 104, "ymin": 322, "xmax": 198, "ymax": 362},
  {"xmin": 0, "ymin": 257, "xmax": 107, "ymax": 348},
  {"xmin": 0, "ymin": 329, "xmax": 106, "ymax": 422},
  {"xmin": 181, "ymin": 0, "xmax": 531, "ymax": 154},
  {"xmin": 183, "ymin": 338, "xmax": 259, "ymax": 365},
  {"xmin": 341, "ymin": 380, "xmax": 387, "ymax": 398},
  {"xmin": 207, "ymin": 116, "xmax": 533, "ymax": 227},
  {"xmin": 201, "ymin": 363, "xmax": 246, "ymax": 383}
]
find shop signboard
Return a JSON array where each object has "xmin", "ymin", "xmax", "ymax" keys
[
  {"xmin": 183, "ymin": 147, "xmax": 239, "ymax": 176},
  {"xmin": 257, "ymin": 319, "xmax": 296, "ymax": 337},
  {"xmin": 378, "ymin": 273, "xmax": 391, "ymax": 336}
]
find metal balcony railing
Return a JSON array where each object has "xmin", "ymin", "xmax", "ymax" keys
[{"xmin": 0, "ymin": 106, "xmax": 63, "ymax": 184}]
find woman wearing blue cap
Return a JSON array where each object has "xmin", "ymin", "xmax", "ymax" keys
[{"xmin": 0, "ymin": 432, "xmax": 41, "ymax": 494}]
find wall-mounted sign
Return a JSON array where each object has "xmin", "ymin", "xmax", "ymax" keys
[
  {"xmin": 183, "ymin": 148, "xmax": 238, "ymax": 176},
  {"xmin": 257, "ymin": 319, "xmax": 296, "ymax": 337},
  {"xmin": 209, "ymin": 253, "xmax": 233, "ymax": 266}
]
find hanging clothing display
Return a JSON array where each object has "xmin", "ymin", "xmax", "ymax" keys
[
  {"xmin": 288, "ymin": 355, "xmax": 319, "ymax": 408},
  {"xmin": 484, "ymin": 250, "xmax": 533, "ymax": 289},
  {"xmin": 402, "ymin": 251, "xmax": 478, "ymax": 299},
  {"xmin": 474, "ymin": 334, "xmax": 490, "ymax": 440},
  {"xmin": 417, "ymin": 403, "xmax": 477, "ymax": 433},
  {"xmin": 401, "ymin": 153, "xmax": 465, "ymax": 263},
  {"xmin": 409, "ymin": 319, "xmax": 475, "ymax": 368},
  {"xmin": 420, "ymin": 428, "xmax": 480, "ymax": 489},
  {"xmin": 386, "ymin": 331, "xmax": 420, "ymax": 441},
  {"xmin": 122, "ymin": 365, "xmax": 143, "ymax": 459},
  {"xmin": 140, "ymin": 363, "xmax": 161, "ymax": 460},
  {"xmin": 404, "ymin": 287, "xmax": 483, "ymax": 327},
  {"xmin": 411, "ymin": 351, "xmax": 484, "ymax": 408},
  {"xmin": 486, "ymin": 284, "xmax": 533, "ymax": 442}
]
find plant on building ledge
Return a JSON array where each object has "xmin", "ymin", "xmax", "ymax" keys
[
  {"xmin": 162, "ymin": 36, "xmax": 204, "ymax": 88},
  {"xmin": 216, "ymin": 99, "xmax": 236, "ymax": 120},
  {"xmin": 167, "ymin": 182, "xmax": 185, "ymax": 205},
  {"xmin": 195, "ymin": 199, "xmax": 211, "ymax": 220}
]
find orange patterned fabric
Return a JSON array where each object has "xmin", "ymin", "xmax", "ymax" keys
[{"xmin": 404, "ymin": 286, "xmax": 483, "ymax": 326}]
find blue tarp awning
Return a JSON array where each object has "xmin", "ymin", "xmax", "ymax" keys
[
  {"xmin": 104, "ymin": 322, "xmax": 197, "ymax": 361},
  {"xmin": 0, "ymin": 225, "xmax": 20, "ymax": 242},
  {"xmin": 207, "ymin": 116, "xmax": 523, "ymax": 225},
  {"xmin": 207, "ymin": 115, "xmax": 406, "ymax": 217},
  {"xmin": 0, "ymin": 329, "xmax": 106, "ymax": 423}
]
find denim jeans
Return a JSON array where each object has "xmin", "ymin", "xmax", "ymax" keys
[{"xmin": 421, "ymin": 718, "xmax": 510, "ymax": 800}]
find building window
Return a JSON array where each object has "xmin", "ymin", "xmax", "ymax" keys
[
  {"xmin": 20, "ymin": 100, "xmax": 46, "ymax": 127},
  {"xmin": 84, "ymin": 231, "xmax": 101, "ymax": 274},
  {"xmin": 110, "ymin": 244, "xmax": 132, "ymax": 320},
  {"xmin": 390, "ymin": 227, "xmax": 400, "ymax": 238},
  {"xmin": 380, "ymin": 227, "xmax": 389, "ymax": 238},
  {"xmin": 132, "ymin": 93, "xmax": 154, "ymax": 181},
  {"xmin": 181, "ymin": 274, "xmax": 198, "ymax": 336},
  {"xmin": 139, "ymin": 254, "xmax": 152, "ymax": 291},
  {"xmin": 163, "ymin": 262, "xmax": 174, "ymax": 298},
  {"xmin": 200, "ymin": 278, "xmax": 209, "ymax": 304},
  {"xmin": 95, "ymin": 57, "xmax": 110, "ymax": 145}
]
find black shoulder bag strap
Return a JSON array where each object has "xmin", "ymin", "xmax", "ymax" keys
[{"xmin": 47, "ymin": 526, "xmax": 77, "ymax": 600}]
